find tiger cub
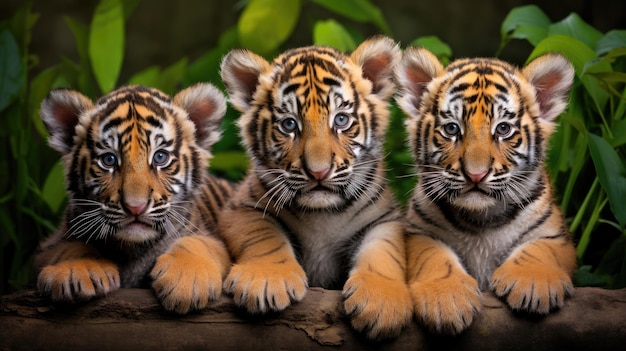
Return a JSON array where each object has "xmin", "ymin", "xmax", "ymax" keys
[
  {"xmin": 219, "ymin": 36, "xmax": 412, "ymax": 339},
  {"xmin": 35, "ymin": 84, "xmax": 232, "ymax": 314},
  {"xmin": 395, "ymin": 48, "xmax": 577, "ymax": 334}
]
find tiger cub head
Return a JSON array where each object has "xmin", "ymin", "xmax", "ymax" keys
[
  {"xmin": 395, "ymin": 48, "xmax": 574, "ymax": 212},
  {"xmin": 40, "ymin": 84, "xmax": 226, "ymax": 243},
  {"xmin": 221, "ymin": 36, "xmax": 400, "ymax": 211}
]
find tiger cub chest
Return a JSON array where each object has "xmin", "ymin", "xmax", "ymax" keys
[{"xmin": 279, "ymin": 205, "xmax": 378, "ymax": 289}]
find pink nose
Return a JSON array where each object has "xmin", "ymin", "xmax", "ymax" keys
[
  {"xmin": 467, "ymin": 171, "xmax": 488, "ymax": 184},
  {"xmin": 308, "ymin": 168, "xmax": 329, "ymax": 180},
  {"xmin": 124, "ymin": 201, "xmax": 147, "ymax": 215}
]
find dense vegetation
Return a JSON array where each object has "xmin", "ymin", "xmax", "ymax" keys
[{"xmin": 1, "ymin": 0, "xmax": 624, "ymax": 294}]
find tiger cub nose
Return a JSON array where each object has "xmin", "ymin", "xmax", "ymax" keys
[
  {"xmin": 123, "ymin": 201, "xmax": 148, "ymax": 215},
  {"xmin": 466, "ymin": 170, "xmax": 488, "ymax": 184},
  {"xmin": 308, "ymin": 168, "xmax": 329, "ymax": 180}
]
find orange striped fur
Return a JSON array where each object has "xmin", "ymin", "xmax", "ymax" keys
[
  {"xmin": 219, "ymin": 36, "xmax": 412, "ymax": 339},
  {"xmin": 395, "ymin": 48, "xmax": 577, "ymax": 334},
  {"xmin": 35, "ymin": 84, "xmax": 232, "ymax": 314}
]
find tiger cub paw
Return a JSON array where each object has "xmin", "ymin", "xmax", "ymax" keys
[
  {"xmin": 490, "ymin": 261, "xmax": 573, "ymax": 314},
  {"xmin": 37, "ymin": 258, "xmax": 120, "ymax": 303},
  {"xmin": 409, "ymin": 273, "xmax": 481, "ymax": 335},
  {"xmin": 343, "ymin": 272, "xmax": 413, "ymax": 340},
  {"xmin": 151, "ymin": 238, "xmax": 228, "ymax": 314},
  {"xmin": 224, "ymin": 260, "xmax": 307, "ymax": 314}
]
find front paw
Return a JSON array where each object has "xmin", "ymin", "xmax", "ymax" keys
[
  {"xmin": 224, "ymin": 261, "xmax": 307, "ymax": 313},
  {"xmin": 409, "ymin": 272, "xmax": 481, "ymax": 335},
  {"xmin": 37, "ymin": 258, "xmax": 120, "ymax": 303},
  {"xmin": 151, "ymin": 243, "xmax": 227, "ymax": 314},
  {"xmin": 491, "ymin": 260, "xmax": 573, "ymax": 314},
  {"xmin": 343, "ymin": 272, "xmax": 413, "ymax": 340}
]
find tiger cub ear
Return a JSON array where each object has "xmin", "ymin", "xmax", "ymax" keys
[
  {"xmin": 174, "ymin": 83, "xmax": 228, "ymax": 150},
  {"xmin": 220, "ymin": 49, "xmax": 271, "ymax": 112},
  {"xmin": 522, "ymin": 53, "xmax": 574, "ymax": 122},
  {"xmin": 40, "ymin": 88, "xmax": 94, "ymax": 155},
  {"xmin": 394, "ymin": 47, "xmax": 444, "ymax": 117},
  {"xmin": 350, "ymin": 36, "xmax": 401, "ymax": 100}
]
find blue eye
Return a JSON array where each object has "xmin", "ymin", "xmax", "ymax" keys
[
  {"xmin": 99, "ymin": 153, "xmax": 117, "ymax": 169},
  {"xmin": 280, "ymin": 117, "xmax": 298, "ymax": 133},
  {"xmin": 443, "ymin": 123, "xmax": 460, "ymax": 137},
  {"xmin": 333, "ymin": 113, "xmax": 351, "ymax": 130},
  {"xmin": 152, "ymin": 150, "xmax": 170, "ymax": 166}
]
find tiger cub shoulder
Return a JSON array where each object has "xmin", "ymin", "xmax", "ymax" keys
[{"xmin": 35, "ymin": 84, "xmax": 231, "ymax": 314}]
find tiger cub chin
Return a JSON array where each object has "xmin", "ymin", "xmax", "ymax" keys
[
  {"xmin": 395, "ymin": 48, "xmax": 577, "ymax": 334},
  {"xmin": 35, "ymin": 84, "xmax": 232, "ymax": 314},
  {"xmin": 218, "ymin": 36, "xmax": 412, "ymax": 339}
]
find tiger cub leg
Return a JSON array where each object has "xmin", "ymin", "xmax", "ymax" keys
[
  {"xmin": 220, "ymin": 210, "xmax": 308, "ymax": 313},
  {"xmin": 490, "ymin": 236, "xmax": 577, "ymax": 314},
  {"xmin": 151, "ymin": 235, "xmax": 230, "ymax": 314},
  {"xmin": 406, "ymin": 235, "xmax": 481, "ymax": 334},
  {"xmin": 343, "ymin": 221, "xmax": 413, "ymax": 340},
  {"xmin": 36, "ymin": 241, "xmax": 120, "ymax": 302}
]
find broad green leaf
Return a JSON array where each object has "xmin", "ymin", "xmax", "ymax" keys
[
  {"xmin": 587, "ymin": 132, "xmax": 626, "ymax": 228},
  {"xmin": 573, "ymin": 265, "xmax": 610, "ymax": 287},
  {"xmin": 313, "ymin": 0, "xmax": 391, "ymax": 34},
  {"xmin": 28, "ymin": 66, "xmax": 60, "ymax": 139},
  {"xmin": 596, "ymin": 30, "xmax": 626, "ymax": 56},
  {"xmin": 184, "ymin": 49, "xmax": 222, "ymax": 87},
  {"xmin": 238, "ymin": 0, "xmax": 300, "ymax": 54},
  {"xmin": 41, "ymin": 162, "xmax": 66, "ymax": 214},
  {"xmin": 549, "ymin": 13, "xmax": 603, "ymax": 51},
  {"xmin": 89, "ymin": 0, "xmax": 124, "ymax": 93},
  {"xmin": 499, "ymin": 5, "xmax": 550, "ymax": 51},
  {"xmin": 313, "ymin": 20, "xmax": 356, "ymax": 52},
  {"xmin": 409, "ymin": 36, "xmax": 452, "ymax": 65},
  {"xmin": 0, "ymin": 30, "xmax": 24, "ymax": 112},
  {"xmin": 127, "ymin": 66, "xmax": 160, "ymax": 87},
  {"xmin": 155, "ymin": 58, "xmax": 188, "ymax": 95},
  {"xmin": 507, "ymin": 23, "xmax": 549, "ymax": 47},
  {"xmin": 500, "ymin": 5, "xmax": 551, "ymax": 36}
]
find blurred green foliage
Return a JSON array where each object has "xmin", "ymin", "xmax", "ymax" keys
[{"xmin": 0, "ymin": 0, "xmax": 624, "ymax": 294}]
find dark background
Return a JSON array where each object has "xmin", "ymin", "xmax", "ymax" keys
[{"xmin": 2, "ymin": 0, "xmax": 624, "ymax": 82}]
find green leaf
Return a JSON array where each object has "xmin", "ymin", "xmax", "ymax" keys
[
  {"xmin": 65, "ymin": 16, "xmax": 97, "ymax": 97},
  {"xmin": 313, "ymin": 20, "xmax": 357, "ymax": 52},
  {"xmin": 127, "ymin": 66, "xmax": 160, "ymax": 87},
  {"xmin": 587, "ymin": 132, "xmax": 626, "ymax": 228},
  {"xmin": 548, "ymin": 13, "xmax": 603, "ymax": 51},
  {"xmin": 28, "ymin": 66, "xmax": 59, "ymax": 139},
  {"xmin": 596, "ymin": 30, "xmax": 626, "ymax": 56},
  {"xmin": 238, "ymin": 0, "xmax": 301, "ymax": 55},
  {"xmin": 573, "ymin": 265, "xmax": 610, "ymax": 287},
  {"xmin": 312, "ymin": 0, "xmax": 391, "ymax": 34},
  {"xmin": 409, "ymin": 36, "xmax": 452, "ymax": 65},
  {"xmin": 88, "ymin": 0, "xmax": 124, "ymax": 93},
  {"xmin": 499, "ymin": 5, "xmax": 550, "ymax": 51},
  {"xmin": 0, "ymin": 30, "xmax": 24, "ymax": 112},
  {"xmin": 155, "ymin": 58, "xmax": 188, "ymax": 95},
  {"xmin": 41, "ymin": 162, "xmax": 66, "ymax": 214}
]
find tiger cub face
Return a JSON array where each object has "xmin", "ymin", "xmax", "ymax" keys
[
  {"xmin": 40, "ymin": 84, "xmax": 226, "ymax": 244},
  {"xmin": 221, "ymin": 36, "xmax": 400, "ymax": 211},
  {"xmin": 396, "ymin": 48, "xmax": 574, "ymax": 215}
]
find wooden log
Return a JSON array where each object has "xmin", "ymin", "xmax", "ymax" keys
[{"xmin": 1, "ymin": 287, "xmax": 625, "ymax": 350}]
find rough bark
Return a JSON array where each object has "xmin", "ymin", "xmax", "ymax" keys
[{"xmin": 1, "ymin": 287, "xmax": 625, "ymax": 350}]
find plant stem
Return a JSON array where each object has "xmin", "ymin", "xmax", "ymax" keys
[{"xmin": 576, "ymin": 187, "xmax": 608, "ymax": 259}]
